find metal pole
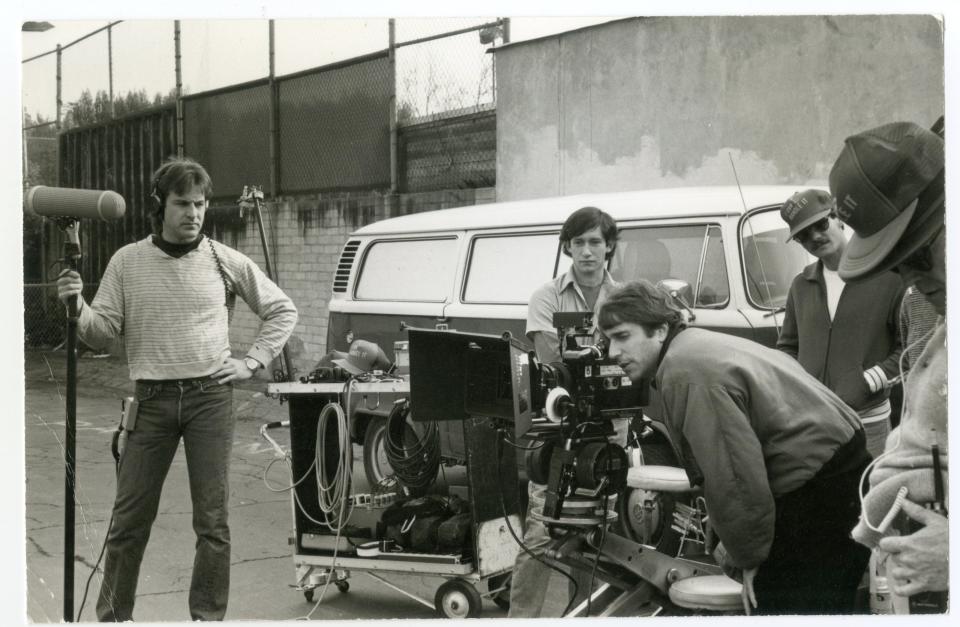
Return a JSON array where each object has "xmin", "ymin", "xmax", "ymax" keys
[
  {"xmin": 174, "ymin": 21, "xmax": 184, "ymax": 157},
  {"xmin": 62, "ymin": 221, "xmax": 81, "ymax": 623},
  {"xmin": 250, "ymin": 190, "xmax": 292, "ymax": 380},
  {"xmin": 268, "ymin": 20, "xmax": 279, "ymax": 198},
  {"xmin": 108, "ymin": 24, "xmax": 115, "ymax": 119},
  {"xmin": 388, "ymin": 19, "xmax": 398, "ymax": 195},
  {"xmin": 22, "ymin": 113, "xmax": 29, "ymax": 187},
  {"xmin": 56, "ymin": 44, "xmax": 62, "ymax": 185}
]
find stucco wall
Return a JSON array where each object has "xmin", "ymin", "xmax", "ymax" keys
[{"xmin": 495, "ymin": 15, "xmax": 943, "ymax": 201}]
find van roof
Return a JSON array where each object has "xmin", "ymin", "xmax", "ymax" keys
[{"xmin": 354, "ymin": 185, "xmax": 809, "ymax": 235}]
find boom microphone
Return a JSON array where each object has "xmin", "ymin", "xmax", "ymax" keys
[{"xmin": 25, "ymin": 186, "xmax": 126, "ymax": 221}]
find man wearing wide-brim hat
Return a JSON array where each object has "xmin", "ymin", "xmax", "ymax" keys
[{"xmin": 829, "ymin": 120, "xmax": 947, "ymax": 601}]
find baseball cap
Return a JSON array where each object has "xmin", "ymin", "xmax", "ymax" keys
[
  {"xmin": 829, "ymin": 121, "xmax": 945, "ymax": 281},
  {"xmin": 332, "ymin": 339, "xmax": 392, "ymax": 375},
  {"xmin": 780, "ymin": 189, "xmax": 836, "ymax": 242}
]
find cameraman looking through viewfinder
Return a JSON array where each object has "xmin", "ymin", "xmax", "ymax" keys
[{"xmin": 508, "ymin": 206, "xmax": 629, "ymax": 618}]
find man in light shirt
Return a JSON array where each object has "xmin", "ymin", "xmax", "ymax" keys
[
  {"xmin": 57, "ymin": 157, "xmax": 297, "ymax": 621},
  {"xmin": 509, "ymin": 206, "xmax": 627, "ymax": 617}
]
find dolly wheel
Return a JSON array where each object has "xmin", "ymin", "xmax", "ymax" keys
[
  {"xmin": 303, "ymin": 589, "xmax": 315, "ymax": 603},
  {"xmin": 435, "ymin": 579, "xmax": 482, "ymax": 618},
  {"xmin": 336, "ymin": 580, "xmax": 350, "ymax": 593}
]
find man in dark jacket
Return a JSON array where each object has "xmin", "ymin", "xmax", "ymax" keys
[
  {"xmin": 777, "ymin": 189, "xmax": 903, "ymax": 457},
  {"xmin": 599, "ymin": 280, "xmax": 870, "ymax": 614}
]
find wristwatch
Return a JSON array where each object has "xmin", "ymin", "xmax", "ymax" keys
[{"xmin": 243, "ymin": 357, "xmax": 262, "ymax": 372}]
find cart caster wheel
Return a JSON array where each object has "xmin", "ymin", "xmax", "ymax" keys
[
  {"xmin": 435, "ymin": 579, "xmax": 482, "ymax": 618},
  {"xmin": 303, "ymin": 589, "xmax": 315, "ymax": 603},
  {"xmin": 336, "ymin": 580, "xmax": 350, "ymax": 593},
  {"xmin": 487, "ymin": 573, "xmax": 512, "ymax": 611}
]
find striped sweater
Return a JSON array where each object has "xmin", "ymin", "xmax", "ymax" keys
[{"xmin": 78, "ymin": 236, "xmax": 297, "ymax": 381}]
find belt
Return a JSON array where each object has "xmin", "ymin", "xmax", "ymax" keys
[{"xmin": 136, "ymin": 376, "xmax": 212, "ymax": 386}]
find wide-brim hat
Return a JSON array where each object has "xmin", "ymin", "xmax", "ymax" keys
[
  {"xmin": 829, "ymin": 121, "xmax": 945, "ymax": 281},
  {"xmin": 332, "ymin": 339, "xmax": 392, "ymax": 375}
]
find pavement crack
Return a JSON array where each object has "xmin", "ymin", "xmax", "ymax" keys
[
  {"xmin": 76, "ymin": 553, "xmax": 103, "ymax": 572},
  {"xmin": 27, "ymin": 535, "xmax": 52, "ymax": 557},
  {"xmin": 232, "ymin": 554, "xmax": 290, "ymax": 566},
  {"xmin": 138, "ymin": 588, "xmax": 190, "ymax": 598}
]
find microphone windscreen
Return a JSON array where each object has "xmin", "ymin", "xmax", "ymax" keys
[{"xmin": 25, "ymin": 186, "xmax": 127, "ymax": 221}]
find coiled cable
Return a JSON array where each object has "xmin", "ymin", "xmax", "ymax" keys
[
  {"xmin": 315, "ymin": 401, "xmax": 354, "ymax": 532},
  {"xmin": 385, "ymin": 400, "xmax": 440, "ymax": 492}
]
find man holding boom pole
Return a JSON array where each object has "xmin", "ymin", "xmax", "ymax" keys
[{"xmin": 56, "ymin": 157, "xmax": 297, "ymax": 621}]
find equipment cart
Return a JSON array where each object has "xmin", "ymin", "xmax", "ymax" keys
[{"xmin": 262, "ymin": 379, "xmax": 522, "ymax": 618}]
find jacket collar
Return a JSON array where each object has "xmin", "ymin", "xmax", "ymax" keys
[{"xmin": 801, "ymin": 260, "xmax": 823, "ymax": 282}]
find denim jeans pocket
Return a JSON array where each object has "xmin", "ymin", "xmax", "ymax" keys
[{"xmin": 135, "ymin": 382, "xmax": 160, "ymax": 402}]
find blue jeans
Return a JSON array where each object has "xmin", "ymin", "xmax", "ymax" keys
[{"xmin": 96, "ymin": 378, "xmax": 234, "ymax": 622}]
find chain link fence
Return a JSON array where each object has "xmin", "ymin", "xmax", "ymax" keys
[
  {"xmin": 24, "ymin": 283, "xmax": 100, "ymax": 349},
  {"xmin": 22, "ymin": 17, "xmax": 507, "ymax": 349},
  {"xmin": 395, "ymin": 17, "xmax": 497, "ymax": 124}
]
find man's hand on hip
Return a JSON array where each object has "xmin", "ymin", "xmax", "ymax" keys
[{"xmin": 212, "ymin": 357, "xmax": 255, "ymax": 384}]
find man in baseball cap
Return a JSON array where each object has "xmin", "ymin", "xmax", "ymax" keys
[
  {"xmin": 830, "ymin": 120, "xmax": 947, "ymax": 603},
  {"xmin": 777, "ymin": 189, "xmax": 903, "ymax": 458}
]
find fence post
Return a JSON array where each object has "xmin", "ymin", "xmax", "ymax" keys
[
  {"xmin": 268, "ymin": 19, "xmax": 279, "ymax": 198},
  {"xmin": 175, "ymin": 20, "xmax": 184, "ymax": 157},
  {"xmin": 389, "ymin": 18, "xmax": 398, "ymax": 196},
  {"xmin": 108, "ymin": 23, "xmax": 115, "ymax": 119},
  {"xmin": 56, "ymin": 44, "xmax": 62, "ymax": 186}
]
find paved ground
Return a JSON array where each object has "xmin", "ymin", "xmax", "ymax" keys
[{"xmin": 21, "ymin": 350, "xmax": 573, "ymax": 622}]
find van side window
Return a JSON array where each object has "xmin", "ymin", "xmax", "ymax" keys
[
  {"xmin": 463, "ymin": 233, "xmax": 560, "ymax": 304},
  {"xmin": 610, "ymin": 225, "xmax": 728, "ymax": 308},
  {"xmin": 355, "ymin": 238, "xmax": 459, "ymax": 301},
  {"xmin": 740, "ymin": 208, "xmax": 810, "ymax": 309}
]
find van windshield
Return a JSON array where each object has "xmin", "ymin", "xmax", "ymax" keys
[{"xmin": 740, "ymin": 208, "xmax": 811, "ymax": 309}]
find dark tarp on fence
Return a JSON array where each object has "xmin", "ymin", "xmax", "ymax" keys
[{"xmin": 278, "ymin": 53, "xmax": 392, "ymax": 192}]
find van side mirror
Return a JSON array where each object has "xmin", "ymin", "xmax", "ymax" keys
[{"xmin": 656, "ymin": 278, "xmax": 697, "ymax": 323}]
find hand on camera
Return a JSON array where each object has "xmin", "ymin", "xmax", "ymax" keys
[{"xmin": 56, "ymin": 269, "xmax": 84, "ymax": 307}]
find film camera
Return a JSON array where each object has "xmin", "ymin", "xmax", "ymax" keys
[
  {"xmin": 525, "ymin": 312, "xmax": 645, "ymax": 522},
  {"xmin": 406, "ymin": 312, "xmax": 646, "ymax": 525}
]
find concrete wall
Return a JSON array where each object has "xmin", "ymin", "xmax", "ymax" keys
[{"xmin": 495, "ymin": 15, "xmax": 943, "ymax": 201}]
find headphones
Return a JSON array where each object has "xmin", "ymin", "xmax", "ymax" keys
[{"xmin": 150, "ymin": 161, "xmax": 174, "ymax": 217}]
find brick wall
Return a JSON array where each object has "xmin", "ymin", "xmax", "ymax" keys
[{"xmin": 214, "ymin": 187, "xmax": 496, "ymax": 378}]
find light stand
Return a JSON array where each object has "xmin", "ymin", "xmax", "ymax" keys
[
  {"xmin": 55, "ymin": 217, "xmax": 82, "ymax": 622},
  {"xmin": 238, "ymin": 185, "xmax": 293, "ymax": 381}
]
